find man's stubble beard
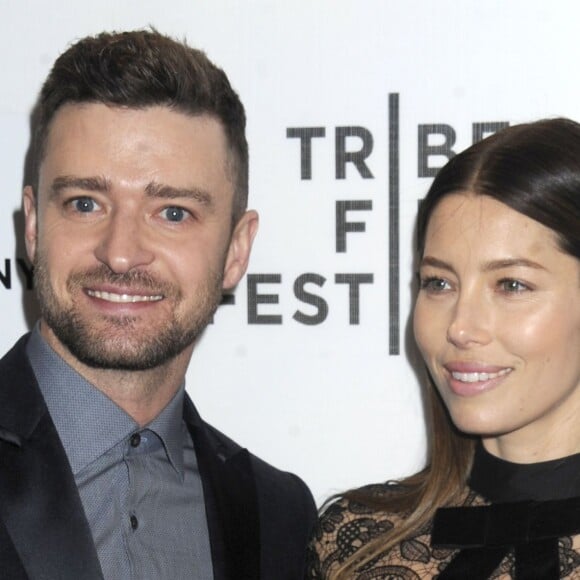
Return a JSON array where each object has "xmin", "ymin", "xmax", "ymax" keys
[{"xmin": 33, "ymin": 252, "xmax": 224, "ymax": 371}]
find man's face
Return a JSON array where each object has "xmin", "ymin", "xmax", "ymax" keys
[{"xmin": 24, "ymin": 103, "xmax": 257, "ymax": 371}]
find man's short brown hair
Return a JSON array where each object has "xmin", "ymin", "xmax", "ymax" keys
[{"xmin": 29, "ymin": 29, "xmax": 248, "ymax": 221}]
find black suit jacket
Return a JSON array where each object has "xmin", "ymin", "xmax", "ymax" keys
[{"xmin": 0, "ymin": 336, "xmax": 317, "ymax": 579}]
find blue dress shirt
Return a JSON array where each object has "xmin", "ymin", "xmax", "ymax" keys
[{"xmin": 26, "ymin": 326, "xmax": 214, "ymax": 580}]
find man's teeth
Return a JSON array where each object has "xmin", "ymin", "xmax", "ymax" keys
[
  {"xmin": 87, "ymin": 290, "xmax": 163, "ymax": 303},
  {"xmin": 451, "ymin": 368, "xmax": 512, "ymax": 383}
]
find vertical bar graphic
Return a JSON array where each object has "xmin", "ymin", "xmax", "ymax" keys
[{"xmin": 388, "ymin": 93, "xmax": 400, "ymax": 355}]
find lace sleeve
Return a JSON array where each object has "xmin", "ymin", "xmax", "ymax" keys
[{"xmin": 304, "ymin": 495, "xmax": 395, "ymax": 579}]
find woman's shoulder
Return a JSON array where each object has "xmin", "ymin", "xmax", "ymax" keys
[
  {"xmin": 306, "ymin": 482, "xmax": 479, "ymax": 578},
  {"xmin": 320, "ymin": 481, "xmax": 411, "ymax": 522},
  {"xmin": 306, "ymin": 482, "xmax": 409, "ymax": 577},
  {"xmin": 320, "ymin": 482, "xmax": 405, "ymax": 531},
  {"xmin": 322, "ymin": 481, "xmax": 405, "ymax": 515}
]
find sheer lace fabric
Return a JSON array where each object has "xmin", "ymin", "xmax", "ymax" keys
[{"xmin": 306, "ymin": 485, "xmax": 580, "ymax": 579}]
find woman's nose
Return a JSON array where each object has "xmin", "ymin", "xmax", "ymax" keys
[{"xmin": 446, "ymin": 291, "xmax": 492, "ymax": 349}]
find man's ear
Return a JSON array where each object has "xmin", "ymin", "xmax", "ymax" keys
[
  {"xmin": 23, "ymin": 186, "xmax": 38, "ymax": 263},
  {"xmin": 222, "ymin": 210, "xmax": 259, "ymax": 290}
]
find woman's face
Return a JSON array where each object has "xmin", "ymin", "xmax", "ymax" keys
[{"xmin": 414, "ymin": 193, "xmax": 580, "ymax": 461}]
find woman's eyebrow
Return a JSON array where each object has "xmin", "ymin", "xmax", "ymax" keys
[
  {"xmin": 419, "ymin": 256, "xmax": 454, "ymax": 272},
  {"xmin": 481, "ymin": 258, "xmax": 546, "ymax": 272}
]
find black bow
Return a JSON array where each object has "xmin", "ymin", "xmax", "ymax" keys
[{"xmin": 431, "ymin": 497, "xmax": 580, "ymax": 579}]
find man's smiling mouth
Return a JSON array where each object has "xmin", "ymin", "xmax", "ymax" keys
[{"xmin": 86, "ymin": 289, "xmax": 164, "ymax": 303}]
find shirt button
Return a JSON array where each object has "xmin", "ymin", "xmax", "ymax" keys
[
  {"xmin": 130, "ymin": 433, "xmax": 141, "ymax": 447},
  {"xmin": 130, "ymin": 515, "xmax": 139, "ymax": 530}
]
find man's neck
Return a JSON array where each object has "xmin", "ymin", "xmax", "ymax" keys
[{"xmin": 39, "ymin": 324, "xmax": 193, "ymax": 426}]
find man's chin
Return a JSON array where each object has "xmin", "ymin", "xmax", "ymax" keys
[
  {"xmin": 37, "ymin": 279, "xmax": 221, "ymax": 372},
  {"xmin": 61, "ymin": 335, "xmax": 191, "ymax": 371},
  {"xmin": 43, "ymin": 315, "xmax": 200, "ymax": 372}
]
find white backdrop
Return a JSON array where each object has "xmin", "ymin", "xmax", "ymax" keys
[{"xmin": 1, "ymin": 0, "xmax": 579, "ymax": 504}]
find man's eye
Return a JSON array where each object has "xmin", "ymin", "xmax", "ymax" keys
[
  {"xmin": 160, "ymin": 207, "xmax": 189, "ymax": 222},
  {"xmin": 71, "ymin": 197, "xmax": 98, "ymax": 213}
]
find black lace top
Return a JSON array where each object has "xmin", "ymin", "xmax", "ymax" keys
[{"xmin": 306, "ymin": 445, "xmax": 580, "ymax": 579}]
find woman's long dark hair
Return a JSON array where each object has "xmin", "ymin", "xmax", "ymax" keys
[{"xmin": 331, "ymin": 118, "xmax": 580, "ymax": 579}]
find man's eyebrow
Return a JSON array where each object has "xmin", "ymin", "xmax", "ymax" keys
[
  {"xmin": 145, "ymin": 182, "xmax": 213, "ymax": 207},
  {"xmin": 49, "ymin": 175, "xmax": 111, "ymax": 199}
]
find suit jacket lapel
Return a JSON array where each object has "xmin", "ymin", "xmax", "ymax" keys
[
  {"xmin": 184, "ymin": 398, "xmax": 261, "ymax": 580},
  {"xmin": 0, "ymin": 336, "xmax": 103, "ymax": 580},
  {"xmin": 0, "ymin": 336, "xmax": 262, "ymax": 579}
]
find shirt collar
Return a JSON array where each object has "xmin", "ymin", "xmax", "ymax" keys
[
  {"xmin": 146, "ymin": 381, "xmax": 186, "ymax": 476},
  {"xmin": 26, "ymin": 324, "xmax": 186, "ymax": 477}
]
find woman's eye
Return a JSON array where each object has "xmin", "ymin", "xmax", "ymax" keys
[
  {"xmin": 420, "ymin": 276, "xmax": 451, "ymax": 292},
  {"xmin": 71, "ymin": 197, "xmax": 98, "ymax": 213},
  {"xmin": 160, "ymin": 207, "xmax": 190, "ymax": 222},
  {"xmin": 498, "ymin": 278, "xmax": 529, "ymax": 293}
]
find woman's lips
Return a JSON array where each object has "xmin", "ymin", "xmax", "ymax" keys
[
  {"xmin": 450, "ymin": 367, "xmax": 512, "ymax": 383},
  {"xmin": 443, "ymin": 362, "xmax": 513, "ymax": 396}
]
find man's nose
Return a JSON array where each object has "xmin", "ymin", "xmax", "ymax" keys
[{"xmin": 93, "ymin": 210, "xmax": 155, "ymax": 274}]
